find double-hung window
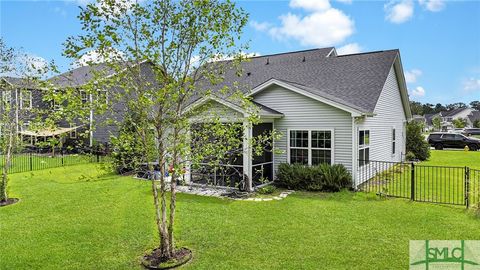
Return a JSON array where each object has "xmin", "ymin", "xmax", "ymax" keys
[
  {"xmin": 359, "ymin": 130, "xmax": 370, "ymax": 166},
  {"xmin": 80, "ymin": 90, "xmax": 88, "ymax": 103},
  {"xmin": 20, "ymin": 90, "xmax": 32, "ymax": 109},
  {"xmin": 392, "ymin": 128, "xmax": 396, "ymax": 155},
  {"xmin": 289, "ymin": 130, "xmax": 309, "ymax": 165},
  {"xmin": 98, "ymin": 90, "xmax": 108, "ymax": 105},
  {"xmin": 289, "ymin": 130, "xmax": 333, "ymax": 165}
]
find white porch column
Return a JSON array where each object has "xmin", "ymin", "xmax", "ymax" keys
[{"xmin": 243, "ymin": 120, "xmax": 253, "ymax": 192}]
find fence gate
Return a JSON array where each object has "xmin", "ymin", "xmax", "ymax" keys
[{"xmin": 357, "ymin": 160, "xmax": 479, "ymax": 208}]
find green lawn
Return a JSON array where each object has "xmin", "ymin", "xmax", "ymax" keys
[
  {"xmin": 0, "ymin": 154, "xmax": 102, "ymax": 174},
  {"xmin": 362, "ymin": 150, "xmax": 480, "ymax": 205},
  {"xmin": 1, "ymin": 163, "xmax": 480, "ymax": 269},
  {"xmin": 422, "ymin": 150, "xmax": 480, "ymax": 169}
]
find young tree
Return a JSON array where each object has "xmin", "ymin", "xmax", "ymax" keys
[
  {"xmin": 0, "ymin": 39, "xmax": 49, "ymax": 205},
  {"xmin": 59, "ymin": 0, "xmax": 269, "ymax": 265},
  {"xmin": 474, "ymin": 119, "xmax": 480, "ymax": 128},
  {"xmin": 406, "ymin": 121, "xmax": 430, "ymax": 161},
  {"xmin": 452, "ymin": 118, "xmax": 467, "ymax": 128},
  {"xmin": 432, "ymin": 116, "xmax": 441, "ymax": 131}
]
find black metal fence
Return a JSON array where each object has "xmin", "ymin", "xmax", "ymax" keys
[
  {"xmin": 357, "ymin": 160, "xmax": 480, "ymax": 208},
  {"xmin": 1, "ymin": 150, "xmax": 108, "ymax": 174}
]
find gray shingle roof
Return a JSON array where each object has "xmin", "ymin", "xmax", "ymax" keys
[
  {"xmin": 442, "ymin": 107, "xmax": 469, "ymax": 117},
  {"xmin": 1, "ymin": 76, "xmax": 41, "ymax": 89},
  {"xmin": 47, "ymin": 63, "xmax": 117, "ymax": 87},
  {"xmin": 468, "ymin": 111, "xmax": 480, "ymax": 123},
  {"xmin": 197, "ymin": 47, "xmax": 400, "ymax": 113}
]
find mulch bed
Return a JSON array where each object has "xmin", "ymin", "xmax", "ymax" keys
[
  {"xmin": 0, "ymin": 198, "xmax": 19, "ymax": 207},
  {"xmin": 142, "ymin": 247, "xmax": 192, "ymax": 269}
]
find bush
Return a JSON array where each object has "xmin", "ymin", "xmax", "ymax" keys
[
  {"xmin": 405, "ymin": 151, "xmax": 416, "ymax": 161},
  {"xmin": 406, "ymin": 121, "xmax": 430, "ymax": 161},
  {"xmin": 276, "ymin": 163, "xmax": 352, "ymax": 192},
  {"xmin": 256, "ymin": 185, "xmax": 276, "ymax": 194}
]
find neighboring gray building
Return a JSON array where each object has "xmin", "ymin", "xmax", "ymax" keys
[{"xmin": 188, "ymin": 47, "xmax": 412, "ymax": 188}]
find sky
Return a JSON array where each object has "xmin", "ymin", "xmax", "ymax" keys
[{"xmin": 1, "ymin": 0, "xmax": 479, "ymax": 104}]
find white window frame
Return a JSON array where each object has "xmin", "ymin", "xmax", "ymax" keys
[
  {"xmin": 20, "ymin": 90, "xmax": 32, "ymax": 109},
  {"xmin": 98, "ymin": 90, "xmax": 108, "ymax": 105},
  {"xmin": 392, "ymin": 127, "xmax": 396, "ymax": 155},
  {"xmin": 80, "ymin": 90, "xmax": 88, "ymax": 103},
  {"xmin": 287, "ymin": 129, "xmax": 334, "ymax": 166},
  {"xmin": 358, "ymin": 129, "xmax": 370, "ymax": 167},
  {"xmin": 70, "ymin": 124, "xmax": 77, "ymax": 139},
  {"xmin": 2, "ymin": 91, "xmax": 12, "ymax": 104}
]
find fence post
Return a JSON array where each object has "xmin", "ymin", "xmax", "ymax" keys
[
  {"xmin": 61, "ymin": 150, "xmax": 64, "ymax": 166},
  {"xmin": 96, "ymin": 152, "xmax": 100, "ymax": 163},
  {"xmin": 30, "ymin": 152, "xmax": 33, "ymax": 171},
  {"xmin": 465, "ymin": 166, "xmax": 470, "ymax": 209},
  {"xmin": 410, "ymin": 162, "xmax": 415, "ymax": 201}
]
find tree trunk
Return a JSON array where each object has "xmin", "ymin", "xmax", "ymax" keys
[
  {"xmin": 159, "ymin": 160, "xmax": 171, "ymax": 258},
  {"xmin": 1, "ymin": 127, "xmax": 14, "ymax": 202}
]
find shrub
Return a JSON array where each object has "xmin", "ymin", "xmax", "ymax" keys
[
  {"xmin": 276, "ymin": 163, "xmax": 352, "ymax": 192},
  {"xmin": 406, "ymin": 121, "xmax": 430, "ymax": 161},
  {"xmin": 256, "ymin": 185, "xmax": 276, "ymax": 194},
  {"xmin": 405, "ymin": 151, "xmax": 416, "ymax": 161}
]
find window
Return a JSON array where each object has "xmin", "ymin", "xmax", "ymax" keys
[
  {"xmin": 20, "ymin": 90, "xmax": 32, "ymax": 109},
  {"xmin": 359, "ymin": 130, "xmax": 370, "ymax": 166},
  {"xmin": 80, "ymin": 91, "xmax": 88, "ymax": 103},
  {"xmin": 289, "ymin": 130, "xmax": 308, "ymax": 165},
  {"xmin": 1, "ymin": 91, "xmax": 12, "ymax": 104},
  {"xmin": 392, "ymin": 128, "xmax": 396, "ymax": 155},
  {"xmin": 70, "ymin": 125, "xmax": 77, "ymax": 139},
  {"xmin": 311, "ymin": 131, "xmax": 332, "ymax": 165},
  {"xmin": 98, "ymin": 90, "xmax": 108, "ymax": 104},
  {"xmin": 289, "ymin": 130, "xmax": 333, "ymax": 165}
]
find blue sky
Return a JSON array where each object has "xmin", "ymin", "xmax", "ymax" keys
[{"xmin": 1, "ymin": 0, "xmax": 479, "ymax": 104}]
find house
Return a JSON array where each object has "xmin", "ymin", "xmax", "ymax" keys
[
  {"xmin": 467, "ymin": 111, "xmax": 480, "ymax": 128},
  {"xmin": 439, "ymin": 107, "xmax": 473, "ymax": 130},
  {"xmin": 187, "ymin": 47, "xmax": 412, "ymax": 189},
  {"xmin": 424, "ymin": 113, "xmax": 440, "ymax": 131},
  {"xmin": 1, "ymin": 62, "xmax": 157, "ymax": 149}
]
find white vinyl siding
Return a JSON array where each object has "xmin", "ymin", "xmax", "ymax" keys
[
  {"xmin": 253, "ymin": 85, "xmax": 353, "ymax": 172},
  {"xmin": 356, "ymin": 65, "xmax": 407, "ymax": 185},
  {"xmin": 356, "ymin": 65, "xmax": 406, "ymax": 163}
]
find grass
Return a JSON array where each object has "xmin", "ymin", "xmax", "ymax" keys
[
  {"xmin": 361, "ymin": 150, "xmax": 480, "ymax": 206},
  {"xmin": 0, "ymin": 154, "xmax": 103, "ymax": 174},
  {"xmin": 1, "ymin": 163, "xmax": 480, "ymax": 269},
  {"xmin": 422, "ymin": 150, "xmax": 480, "ymax": 169}
]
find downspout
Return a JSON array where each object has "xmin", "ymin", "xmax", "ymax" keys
[
  {"xmin": 351, "ymin": 116, "xmax": 357, "ymax": 189},
  {"xmin": 89, "ymin": 93, "xmax": 93, "ymax": 147}
]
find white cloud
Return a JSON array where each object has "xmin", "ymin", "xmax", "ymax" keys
[
  {"xmin": 463, "ymin": 78, "xmax": 480, "ymax": 92},
  {"xmin": 251, "ymin": 0, "xmax": 355, "ymax": 48},
  {"xmin": 419, "ymin": 0, "xmax": 445, "ymax": 12},
  {"xmin": 404, "ymin": 69, "xmax": 422, "ymax": 83},
  {"xmin": 385, "ymin": 0, "xmax": 414, "ymax": 24},
  {"xmin": 289, "ymin": 0, "xmax": 331, "ymax": 11},
  {"xmin": 411, "ymin": 86, "xmax": 426, "ymax": 97},
  {"xmin": 336, "ymin": 0, "xmax": 353, "ymax": 3},
  {"xmin": 250, "ymin": 21, "xmax": 272, "ymax": 32},
  {"xmin": 0, "ymin": 53, "xmax": 48, "ymax": 77},
  {"xmin": 72, "ymin": 49, "xmax": 124, "ymax": 68},
  {"xmin": 336, "ymin": 43, "xmax": 362, "ymax": 55},
  {"xmin": 269, "ymin": 10, "xmax": 354, "ymax": 47}
]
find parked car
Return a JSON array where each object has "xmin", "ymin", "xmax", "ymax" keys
[
  {"xmin": 463, "ymin": 128, "xmax": 480, "ymax": 136},
  {"xmin": 427, "ymin": 132, "xmax": 480, "ymax": 151}
]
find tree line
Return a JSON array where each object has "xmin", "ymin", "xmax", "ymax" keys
[{"xmin": 410, "ymin": 100, "xmax": 480, "ymax": 116}]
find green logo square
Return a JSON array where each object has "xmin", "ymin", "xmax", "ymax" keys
[{"xmin": 410, "ymin": 240, "xmax": 480, "ymax": 270}]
